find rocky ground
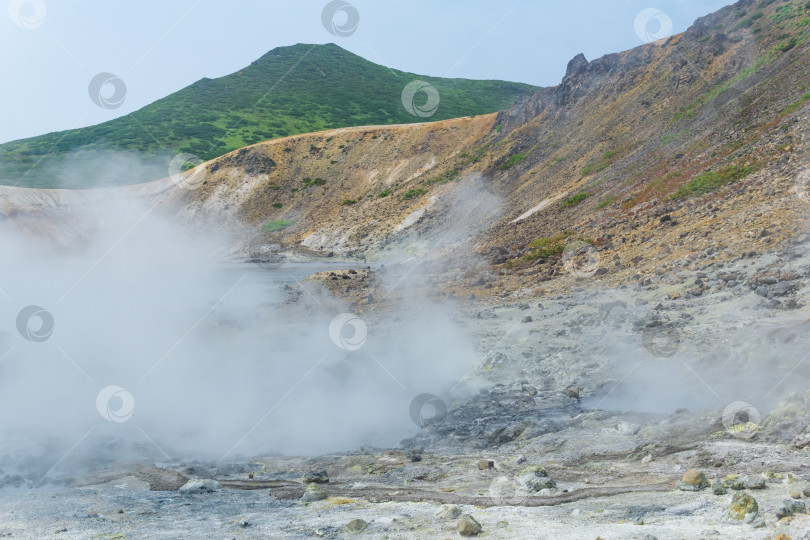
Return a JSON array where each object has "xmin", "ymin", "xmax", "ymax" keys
[{"xmin": 2, "ymin": 237, "xmax": 810, "ymax": 539}]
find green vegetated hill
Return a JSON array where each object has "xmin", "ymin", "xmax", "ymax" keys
[{"xmin": 0, "ymin": 43, "xmax": 537, "ymax": 189}]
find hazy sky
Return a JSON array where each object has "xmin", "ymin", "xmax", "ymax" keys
[{"xmin": 1, "ymin": 0, "xmax": 734, "ymax": 144}]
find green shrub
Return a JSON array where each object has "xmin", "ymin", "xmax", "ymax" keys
[
  {"xmin": 377, "ymin": 189, "xmax": 391, "ymax": 198},
  {"xmin": 777, "ymin": 37, "xmax": 798, "ymax": 52},
  {"xmin": 402, "ymin": 188, "xmax": 427, "ymax": 199},
  {"xmin": 560, "ymin": 193, "xmax": 590, "ymax": 208},
  {"xmin": 264, "ymin": 220, "xmax": 294, "ymax": 232},
  {"xmin": 522, "ymin": 234, "xmax": 569, "ymax": 261},
  {"xmin": 595, "ymin": 195, "xmax": 616, "ymax": 210},
  {"xmin": 272, "ymin": 203, "xmax": 283, "ymax": 208},
  {"xmin": 341, "ymin": 199, "xmax": 356, "ymax": 205},
  {"xmin": 302, "ymin": 177, "xmax": 326, "ymax": 187},
  {"xmin": 673, "ymin": 165, "xmax": 754, "ymax": 198},
  {"xmin": 784, "ymin": 92, "xmax": 810, "ymax": 113},
  {"xmin": 583, "ymin": 150, "xmax": 617, "ymax": 175},
  {"xmin": 733, "ymin": 17, "xmax": 754, "ymax": 30},
  {"xmin": 498, "ymin": 152, "xmax": 528, "ymax": 170}
]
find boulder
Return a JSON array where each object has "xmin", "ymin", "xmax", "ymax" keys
[
  {"xmin": 301, "ymin": 483, "xmax": 328, "ymax": 502},
  {"xmin": 679, "ymin": 469, "xmax": 709, "ymax": 491},
  {"xmin": 458, "ymin": 514, "xmax": 482, "ymax": 536},
  {"xmin": 345, "ymin": 519, "xmax": 368, "ymax": 534},
  {"xmin": 303, "ymin": 469, "xmax": 329, "ymax": 484},
  {"xmin": 727, "ymin": 492, "xmax": 758, "ymax": 522},
  {"xmin": 178, "ymin": 479, "xmax": 221, "ymax": 495}
]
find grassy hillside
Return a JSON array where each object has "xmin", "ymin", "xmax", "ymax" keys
[{"xmin": 0, "ymin": 43, "xmax": 536, "ymax": 189}]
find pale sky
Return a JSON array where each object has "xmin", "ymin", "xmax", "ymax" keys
[{"xmin": 0, "ymin": 0, "xmax": 734, "ymax": 144}]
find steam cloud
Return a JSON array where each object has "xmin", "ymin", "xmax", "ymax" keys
[{"xmin": 0, "ymin": 155, "xmax": 480, "ymax": 478}]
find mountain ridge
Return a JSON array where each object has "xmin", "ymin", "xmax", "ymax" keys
[{"xmin": 0, "ymin": 43, "xmax": 536, "ymax": 189}]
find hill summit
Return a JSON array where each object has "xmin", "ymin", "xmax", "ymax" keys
[{"xmin": 0, "ymin": 43, "xmax": 536, "ymax": 189}]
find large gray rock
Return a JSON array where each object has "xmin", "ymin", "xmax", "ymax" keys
[
  {"xmin": 178, "ymin": 479, "xmax": 221, "ymax": 495},
  {"xmin": 303, "ymin": 469, "xmax": 329, "ymax": 484}
]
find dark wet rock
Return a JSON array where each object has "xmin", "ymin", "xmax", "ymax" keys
[
  {"xmin": 487, "ymin": 423, "xmax": 527, "ymax": 445},
  {"xmin": 303, "ymin": 469, "xmax": 329, "ymax": 484},
  {"xmin": 772, "ymin": 281, "xmax": 795, "ymax": 296},
  {"xmin": 776, "ymin": 499, "xmax": 807, "ymax": 519},
  {"xmin": 711, "ymin": 477, "xmax": 727, "ymax": 495},
  {"xmin": 517, "ymin": 465, "xmax": 557, "ymax": 493}
]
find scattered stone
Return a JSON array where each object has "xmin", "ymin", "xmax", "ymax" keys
[
  {"xmin": 478, "ymin": 460, "xmax": 494, "ymax": 470},
  {"xmin": 792, "ymin": 490, "xmax": 802, "ymax": 499},
  {"xmin": 727, "ymin": 492, "xmax": 758, "ymax": 522},
  {"xmin": 679, "ymin": 469, "xmax": 710, "ymax": 491},
  {"xmin": 804, "ymin": 487, "xmax": 810, "ymax": 497},
  {"xmin": 344, "ymin": 519, "xmax": 368, "ymax": 534},
  {"xmin": 746, "ymin": 475, "xmax": 766, "ymax": 490},
  {"xmin": 773, "ymin": 534, "xmax": 792, "ymax": 540},
  {"xmin": 303, "ymin": 469, "xmax": 329, "ymax": 484},
  {"xmin": 458, "ymin": 514, "xmax": 482, "ymax": 537},
  {"xmin": 517, "ymin": 465, "xmax": 557, "ymax": 493},
  {"xmin": 301, "ymin": 483, "xmax": 328, "ymax": 502},
  {"xmin": 724, "ymin": 474, "xmax": 746, "ymax": 490},
  {"xmin": 236, "ymin": 518, "xmax": 250, "ymax": 528},
  {"xmin": 616, "ymin": 421, "xmax": 641, "ymax": 436},
  {"xmin": 178, "ymin": 479, "xmax": 221, "ymax": 495},
  {"xmin": 777, "ymin": 499, "xmax": 807, "ymax": 519},
  {"xmin": 711, "ymin": 477, "xmax": 727, "ymax": 495},
  {"xmin": 436, "ymin": 505, "xmax": 463, "ymax": 519},
  {"xmin": 565, "ymin": 387, "xmax": 580, "ymax": 399},
  {"xmin": 641, "ymin": 454, "xmax": 653, "ymax": 464},
  {"xmin": 521, "ymin": 316, "xmax": 533, "ymax": 323},
  {"xmin": 521, "ymin": 384, "xmax": 538, "ymax": 396}
]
